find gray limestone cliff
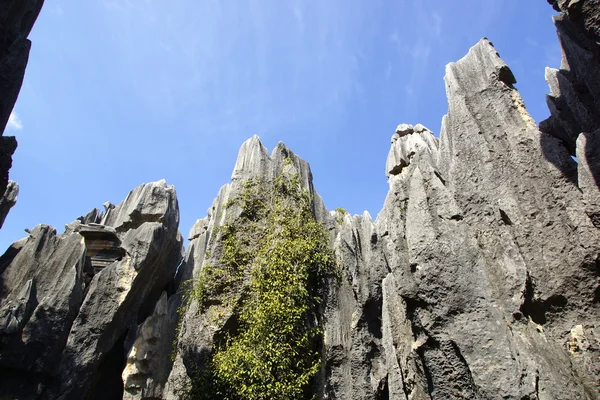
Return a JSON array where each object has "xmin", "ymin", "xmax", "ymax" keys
[
  {"xmin": 2, "ymin": 1, "xmax": 600, "ymax": 399},
  {"xmin": 374, "ymin": 39, "xmax": 599, "ymax": 399},
  {"xmin": 0, "ymin": 180, "xmax": 183, "ymax": 400}
]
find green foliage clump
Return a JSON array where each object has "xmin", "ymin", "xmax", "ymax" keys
[
  {"xmin": 334, "ymin": 207, "xmax": 348, "ymax": 225},
  {"xmin": 179, "ymin": 166, "xmax": 336, "ymax": 400}
]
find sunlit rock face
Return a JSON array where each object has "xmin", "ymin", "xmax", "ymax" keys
[
  {"xmin": 386, "ymin": 124, "xmax": 438, "ymax": 177},
  {"xmin": 2, "ymin": 1, "xmax": 600, "ymax": 400},
  {"xmin": 377, "ymin": 38, "xmax": 599, "ymax": 399}
]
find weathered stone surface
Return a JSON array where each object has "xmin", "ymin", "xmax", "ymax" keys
[
  {"xmin": 321, "ymin": 211, "xmax": 389, "ymax": 399},
  {"xmin": 164, "ymin": 40, "xmax": 600, "ymax": 399},
  {"xmin": 122, "ymin": 291, "xmax": 181, "ymax": 400},
  {"xmin": 0, "ymin": 224, "xmax": 86, "ymax": 399},
  {"xmin": 541, "ymin": 1, "xmax": 600, "ymax": 156},
  {"xmin": 577, "ymin": 129, "xmax": 600, "ymax": 226},
  {"xmin": 366, "ymin": 37, "xmax": 600, "ymax": 400},
  {"xmin": 4, "ymin": 2, "xmax": 600, "ymax": 399},
  {"xmin": 58, "ymin": 180, "xmax": 183, "ymax": 400},
  {"xmin": 0, "ymin": 180, "xmax": 183, "ymax": 400},
  {"xmin": 386, "ymin": 124, "xmax": 438, "ymax": 177},
  {"xmin": 0, "ymin": 179, "xmax": 18, "ymax": 228},
  {"xmin": 0, "ymin": 0, "xmax": 44, "ymax": 205},
  {"xmin": 548, "ymin": 0, "xmax": 600, "ymax": 60},
  {"xmin": 433, "ymin": 38, "xmax": 599, "ymax": 398}
]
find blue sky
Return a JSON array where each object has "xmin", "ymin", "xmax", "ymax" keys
[{"xmin": 1, "ymin": 0, "xmax": 561, "ymax": 250}]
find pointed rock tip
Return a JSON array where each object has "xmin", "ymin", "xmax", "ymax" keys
[
  {"xmin": 387, "ymin": 123, "xmax": 438, "ymax": 177},
  {"xmin": 247, "ymin": 134, "xmax": 261, "ymax": 143},
  {"xmin": 273, "ymin": 140, "xmax": 289, "ymax": 154},
  {"xmin": 232, "ymin": 135, "xmax": 271, "ymax": 180},
  {"xmin": 392, "ymin": 123, "xmax": 433, "ymax": 142},
  {"xmin": 146, "ymin": 179, "xmax": 176, "ymax": 192},
  {"xmin": 445, "ymin": 37, "xmax": 516, "ymax": 89}
]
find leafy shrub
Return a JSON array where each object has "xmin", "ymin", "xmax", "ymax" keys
[{"xmin": 177, "ymin": 166, "xmax": 335, "ymax": 400}]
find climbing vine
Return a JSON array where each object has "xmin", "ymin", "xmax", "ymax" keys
[{"xmin": 178, "ymin": 163, "xmax": 336, "ymax": 400}]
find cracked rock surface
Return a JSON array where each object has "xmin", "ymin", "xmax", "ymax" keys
[
  {"xmin": 0, "ymin": 180, "xmax": 183, "ymax": 400},
  {"xmin": 2, "ymin": 1, "xmax": 600, "ymax": 399}
]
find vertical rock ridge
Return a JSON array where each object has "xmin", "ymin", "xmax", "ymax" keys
[
  {"xmin": 322, "ymin": 212, "xmax": 389, "ymax": 399},
  {"xmin": 433, "ymin": 37, "xmax": 599, "ymax": 398}
]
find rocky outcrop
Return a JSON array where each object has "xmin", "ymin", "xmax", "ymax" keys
[
  {"xmin": 122, "ymin": 291, "xmax": 181, "ymax": 400},
  {"xmin": 541, "ymin": 1, "xmax": 600, "ymax": 154},
  {"xmin": 389, "ymin": 38, "xmax": 599, "ymax": 399},
  {"xmin": 2, "ymin": 1, "xmax": 600, "ymax": 399},
  {"xmin": 386, "ymin": 124, "xmax": 438, "ymax": 177},
  {"xmin": 0, "ymin": 0, "xmax": 44, "ymax": 212},
  {"xmin": 542, "ymin": 0, "xmax": 600, "ymax": 231},
  {"xmin": 137, "ymin": 29, "xmax": 600, "ymax": 400},
  {"xmin": 0, "ymin": 180, "xmax": 183, "ymax": 400},
  {"xmin": 163, "ymin": 35, "xmax": 600, "ymax": 397},
  {"xmin": 0, "ymin": 224, "xmax": 86, "ymax": 399},
  {"xmin": 548, "ymin": 0, "xmax": 600, "ymax": 59},
  {"xmin": 164, "ymin": 136, "xmax": 330, "ymax": 399}
]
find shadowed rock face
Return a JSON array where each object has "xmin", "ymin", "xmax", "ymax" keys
[
  {"xmin": 540, "ymin": 9, "xmax": 600, "ymax": 155},
  {"xmin": 0, "ymin": 180, "xmax": 183, "ymax": 400},
  {"xmin": 0, "ymin": 179, "xmax": 18, "ymax": 228},
  {"xmin": 0, "ymin": 0, "xmax": 44, "ymax": 214},
  {"xmin": 542, "ymin": 0, "xmax": 600, "ymax": 231},
  {"xmin": 548, "ymin": 0, "xmax": 600, "ymax": 59}
]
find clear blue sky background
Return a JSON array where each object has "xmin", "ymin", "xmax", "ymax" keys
[{"xmin": 1, "ymin": 0, "xmax": 561, "ymax": 250}]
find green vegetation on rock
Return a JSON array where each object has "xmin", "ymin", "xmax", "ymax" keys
[
  {"xmin": 334, "ymin": 207, "xmax": 348, "ymax": 225},
  {"xmin": 178, "ymin": 164, "xmax": 336, "ymax": 400}
]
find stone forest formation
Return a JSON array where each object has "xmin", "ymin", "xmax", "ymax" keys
[{"xmin": 1, "ymin": 0, "xmax": 600, "ymax": 399}]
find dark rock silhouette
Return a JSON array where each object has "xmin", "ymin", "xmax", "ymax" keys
[{"xmin": 0, "ymin": 0, "xmax": 44, "ymax": 221}]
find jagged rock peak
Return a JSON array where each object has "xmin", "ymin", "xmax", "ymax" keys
[
  {"xmin": 541, "ymin": 1, "xmax": 600, "ymax": 155},
  {"xmin": 386, "ymin": 123, "xmax": 438, "ymax": 177},
  {"xmin": 231, "ymin": 135, "xmax": 270, "ymax": 181},
  {"xmin": 101, "ymin": 179, "xmax": 179, "ymax": 232},
  {"xmin": 0, "ymin": 179, "xmax": 183, "ymax": 400},
  {"xmin": 224, "ymin": 135, "xmax": 327, "ymax": 225},
  {"xmin": 434, "ymin": 31, "xmax": 600, "ymax": 399},
  {"xmin": 231, "ymin": 135, "xmax": 314, "ymax": 190},
  {"xmin": 445, "ymin": 38, "xmax": 516, "ymax": 93}
]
